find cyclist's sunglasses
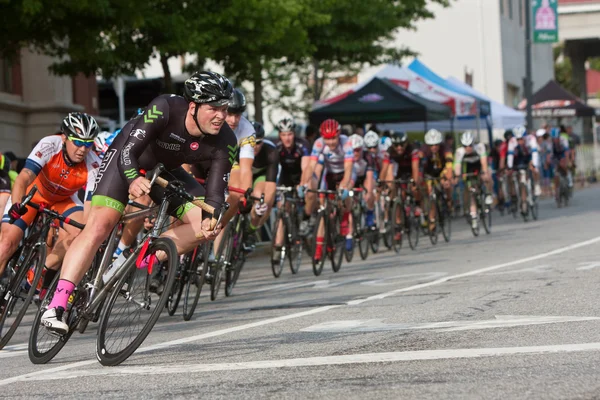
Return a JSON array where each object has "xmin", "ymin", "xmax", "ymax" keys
[{"xmin": 67, "ymin": 136, "xmax": 94, "ymax": 148}]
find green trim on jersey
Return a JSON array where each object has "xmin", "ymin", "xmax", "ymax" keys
[
  {"xmin": 91, "ymin": 195, "xmax": 125, "ymax": 214},
  {"xmin": 175, "ymin": 196, "xmax": 206, "ymax": 220}
]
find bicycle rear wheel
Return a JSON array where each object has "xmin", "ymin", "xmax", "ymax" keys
[
  {"xmin": 183, "ymin": 246, "xmax": 206, "ymax": 321},
  {"xmin": 166, "ymin": 258, "xmax": 185, "ymax": 316},
  {"xmin": 271, "ymin": 211, "xmax": 285, "ymax": 278},
  {"xmin": 311, "ymin": 211, "xmax": 326, "ymax": 276},
  {"xmin": 96, "ymin": 237, "xmax": 177, "ymax": 366},
  {"xmin": 480, "ymin": 191, "xmax": 492, "ymax": 234},
  {"xmin": 0, "ymin": 245, "xmax": 45, "ymax": 350},
  {"xmin": 438, "ymin": 196, "xmax": 451, "ymax": 243},
  {"xmin": 330, "ymin": 211, "xmax": 344, "ymax": 273},
  {"xmin": 28, "ymin": 272, "xmax": 77, "ymax": 364}
]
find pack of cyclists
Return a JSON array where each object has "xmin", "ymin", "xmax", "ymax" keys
[{"xmin": 0, "ymin": 69, "xmax": 580, "ymax": 365}]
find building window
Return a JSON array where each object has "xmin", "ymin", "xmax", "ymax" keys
[
  {"xmin": 508, "ymin": 0, "xmax": 513, "ymax": 20},
  {"xmin": 0, "ymin": 59, "xmax": 13, "ymax": 93},
  {"xmin": 518, "ymin": 0, "xmax": 523, "ymax": 26}
]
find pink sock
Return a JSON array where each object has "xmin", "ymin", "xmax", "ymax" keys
[{"xmin": 48, "ymin": 279, "xmax": 75, "ymax": 310}]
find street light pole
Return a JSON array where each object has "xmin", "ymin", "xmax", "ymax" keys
[{"xmin": 524, "ymin": 0, "xmax": 533, "ymax": 130}]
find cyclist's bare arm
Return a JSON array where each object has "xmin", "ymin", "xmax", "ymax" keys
[
  {"xmin": 239, "ymin": 158, "xmax": 253, "ymax": 190},
  {"xmin": 11, "ymin": 168, "xmax": 36, "ymax": 204}
]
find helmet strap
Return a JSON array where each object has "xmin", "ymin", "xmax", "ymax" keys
[
  {"xmin": 62, "ymin": 142, "xmax": 76, "ymax": 167},
  {"xmin": 192, "ymin": 104, "xmax": 206, "ymax": 135}
]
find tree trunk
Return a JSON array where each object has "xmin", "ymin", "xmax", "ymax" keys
[
  {"xmin": 312, "ymin": 58, "xmax": 320, "ymax": 101},
  {"xmin": 252, "ymin": 61, "xmax": 264, "ymax": 124},
  {"xmin": 160, "ymin": 53, "xmax": 173, "ymax": 94}
]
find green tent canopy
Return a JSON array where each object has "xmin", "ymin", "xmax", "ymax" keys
[{"xmin": 309, "ymin": 77, "xmax": 452, "ymax": 125}]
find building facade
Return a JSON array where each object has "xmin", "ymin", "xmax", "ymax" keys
[
  {"xmin": 353, "ymin": 0, "xmax": 554, "ymax": 109},
  {"xmin": 0, "ymin": 49, "xmax": 103, "ymax": 157}
]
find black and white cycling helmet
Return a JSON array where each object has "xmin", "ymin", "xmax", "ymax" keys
[
  {"xmin": 61, "ymin": 112, "xmax": 99, "ymax": 140},
  {"xmin": 512, "ymin": 125, "xmax": 527, "ymax": 139},
  {"xmin": 363, "ymin": 131, "xmax": 379, "ymax": 148},
  {"xmin": 390, "ymin": 131, "xmax": 408, "ymax": 146},
  {"xmin": 460, "ymin": 131, "xmax": 475, "ymax": 147},
  {"xmin": 228, "ymin": 88, "xmax": 247, "ymax": 114},
  {"xmin": 276, "ymin": 117, "xmax": 295, "ymax": 132},
  {"xmin": 183, "ymin": 71, "xmax": 233, "ymax": 106},
  {"xmin": 424, "ymin": 129, "xmax": 443, "ymax": 145},
  {"xmin": 349, "ymin": 134, "xmax": 364, "ymax": 150}
]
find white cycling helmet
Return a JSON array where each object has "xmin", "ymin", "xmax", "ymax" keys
[
  {"xmin": 363, "ymin": 131, "xmax": 379, "ymax": 148},
  {"xmin": 460, "ymin": 131, "xmax": 475, "ymax": 147},
  {"xmin": 424, "ymin": 129, "xmax": 443, "ymax": 145},
  {"xmin": 349, "ymin": 134, "xmax": 364, "ymax": 150},
  {"xmin": 512, "ymin": 125, "xmax": 527, "ymax": 139}
]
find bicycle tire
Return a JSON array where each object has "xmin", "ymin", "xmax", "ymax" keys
[
  {"xmin": 287, "ymin": 209, "xmax": 303, "ymax": 274},
  {"xmin": 438, "ymin": 195, "xmax": 451, "ymax": 243},
  {"xmin": 183, "ymin": 246, "xmax": 206, "ymax": 321},
  {"xmin": 391, "ymin": 200, "xmax": 404, "ymax": 254},
  {"xmin": 0, "ymin": 245, "xmax": 45, "ymax": 350},
  {"xmin": 480, "ymin": 190, "xmax": 492, "ymax": 234},
  {"xmin": 166, "ymin": 258, "xmax": 185, "ymax": 316},
  {"xmin": 28, "ymin": 271, "xmax": 77, "ymax": 364},
  {"xmin": 330, "ymin": 210, "xmax": 344, "ymax": 273},
  {"xmin": 271, "ymin": 211, "xmax": 285, "ymax": 278},
  {"xmin": 311, "ymin": 211, "xmax": 326, "ymax": 276},
  {"xmin": 407, "ymin": 206, "xmax": 419, "ymax": 250},
  {"xmin": 358, "ymin": 204, "xmax": 369, "ymax": 260},
  {"xmin": 466, "ymin": 189, "xmax": 479, "ymax": 237},
  {"xmin": 96, "ymin": 237, "xmax": 177, "ymax": 366},
  {"xmin": 429, "ymin": 195, "xmax": 439, "ymax": 245},
  {"xmin": 211, "ymin": 221, "xmax": 232, "ymax": 301},
  {"xmin": 224, "ymin": 222, "xmax": 239, "ymax": 297},
  {"xmin": 519, "ymin": 182, "xmax": 529, "ymax": 222}
]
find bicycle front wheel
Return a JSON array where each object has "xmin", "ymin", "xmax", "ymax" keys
[
  {"xmin": 311, "ymin": 211, "xmax": 326, "ymax": 276},
  {"xmin": 330, "ymin": 210, "xmax": 344, "ymax": 273},
  {"xmin": 0, "ymin": 245, "xmax": 45, "ymax": 350},
  {"xmin": 391, "ymin": 201, "xmax": 404, "ymax": 254},
  {"xmin": 271, "ymin": 211, "xmax": 286, "ymax": 278},
  {"xmin": 96, "ymin": 237, "xmax": 178, "ymax": 366}
]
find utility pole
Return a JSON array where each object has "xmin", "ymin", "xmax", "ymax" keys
[{"xmin": 524, "ymin": 0, "xmax": 533, "ymax": 130}]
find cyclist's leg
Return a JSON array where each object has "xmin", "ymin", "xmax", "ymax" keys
[
  {"xmin": 213, "ymin": 165, "xmax": 242, "ymax": 253},
  {"xmin": 44, "ymin": 197, "xmax": 85, "ymax": 271}
]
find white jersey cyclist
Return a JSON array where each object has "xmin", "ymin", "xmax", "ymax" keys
[
  {"xmin": 454, "ymin": 142, "xmax": 487, "ymax": 176},
  {"xmin": 235, "ymin": 116, "xmax": 256, "ymax": 160},
  {"xmin": 311, "ymin": 134, "xmax": 353, "ymax": 174}
]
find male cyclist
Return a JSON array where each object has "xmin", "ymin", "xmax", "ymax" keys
[
  {"xmin": 303, "ymin": 119, "xmax": 353, "ymax": 261},
  {"xmin": 275, "ymin": 118, "xmax": 312, "ymax": 234},
  {"xmin": 211, "ymin": 88, "xmax": 255, "ymax": 255},
  {"xmin": 552, "ymin": 129, "xmax": 572, "ymax": 204},
  {"xmin": 347, "ymin": 134, "xmax": 376, "ymax": 248},
  {"xmin": 40, "ymin": 71, "xmax": 237, "ymax": 333},
  {"xmin": 244, "ymin": 121, "xmax": 279, "ymax": 250},
  {"xmin": 381, "ymin": 131, "xmax": 421, "ymax": 234},
  {"xmin": 418, "ymin": 129, "xmax": 453, "ymax": 231},
  {"xmin": 0, "ymin": 113, "xmax": 101, "ymax": 294},
  {"xmin": 507, "ymin": 125, "xmax": 539, "ymax": 213},
  {"xmin": 453, "ymin": 131, "xmax": 492, "ymax": 229}
]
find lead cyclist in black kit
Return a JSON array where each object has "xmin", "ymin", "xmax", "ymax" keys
[{"xmin": 41, "ymin": 71, "xmax": 237, "ymax": 333}]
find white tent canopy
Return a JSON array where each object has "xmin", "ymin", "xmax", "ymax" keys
[{"xmin": 446, "ymin": 77, "xmax": 525, "ymax": 130}]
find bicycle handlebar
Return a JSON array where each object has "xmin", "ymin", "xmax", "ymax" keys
[{"xmin": 17, "ymin": 185, "xmax": 85, "ymax": 230}]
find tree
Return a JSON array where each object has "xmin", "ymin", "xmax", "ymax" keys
[{"xmin": 553, "ymin": 45, "xmax": 580, "ymax": 97}]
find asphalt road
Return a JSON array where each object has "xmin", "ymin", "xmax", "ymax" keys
[{"xmin": 2, "ymin": 187, "xmax": 600, "ymax": 399}]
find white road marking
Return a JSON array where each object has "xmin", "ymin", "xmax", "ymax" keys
[
  {"xmin": 301, "ymin": 315, "xmax": 600, "ymax": 333},
  {"xmin": 0, "ymin": 343, "xmax": 28, "ymax": 359},
  {"xmin": 361, "ymin": 272, "xmax": 448, "ymax": 286},
  {"xmin": 483, "ymin": 264, "xmax": 552, "ymax": 275},
  {"xmin": 2, "ymin": 235, "xmax": 600, "ymax": 386},
  {"xmin": 347, "ymin": 235, "xmax": 600, "ymax": 306},
  {"xmin": 576, "ymin": 261, "xmax": 600, "ymax": 271},
  {"xmin": 12, "ymin": 342, "xmax": 600, "ymax": 381}
]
